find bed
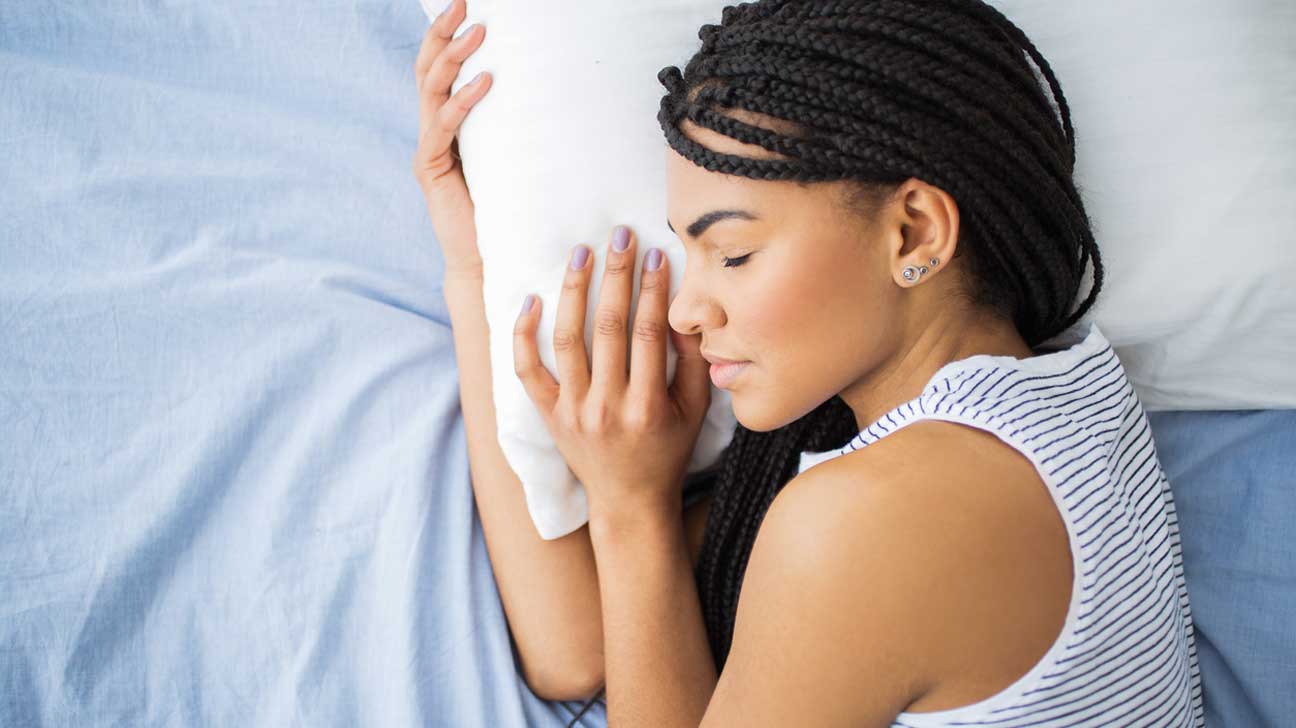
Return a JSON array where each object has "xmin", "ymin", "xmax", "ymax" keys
[{"xmin": 1, "ymin": 2, "xmax": 1292, "ymax": 727}]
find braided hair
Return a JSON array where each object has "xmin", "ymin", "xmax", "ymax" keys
[
  {"xmin": 566, "ymin": 1, "xmax": 1101, "ymax": 716},
  {"xmin": 661, "ymin": 0, "xmax": 1102, "ymax": 673}
]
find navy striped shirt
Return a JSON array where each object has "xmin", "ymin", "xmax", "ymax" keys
[{"xmin": 798, "ymin": 320, "xmax": 1204, "ymax": 727}]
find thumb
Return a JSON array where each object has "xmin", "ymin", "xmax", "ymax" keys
[{"xmin": 669, "ymin": 328, "xmax": 712, "ymax": 420}]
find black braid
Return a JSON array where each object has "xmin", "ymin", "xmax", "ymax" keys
[{"xmin": 655, "ymin": 0, "xmax": 1104, "ymax": 674}]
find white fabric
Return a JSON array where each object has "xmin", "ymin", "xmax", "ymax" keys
[
  {"xmin": 423, "ymin": 0, "xmax": 734, "ymax": 540},
  {"xmin": 993, "ymin": 0, "xmax": 1296, "ymax": 411},
  {"xmin": 419, "ymin": 0, "xmax": 1296, "ymax": 540}
]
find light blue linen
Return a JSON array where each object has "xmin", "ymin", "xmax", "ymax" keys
[
  {"xmin": 0, "ymin": 2, "xmax": 603, "ymax": 725},
  {"xmin": 1147, "ymin": 409, "xmax": 1296, "ymax": 728}
]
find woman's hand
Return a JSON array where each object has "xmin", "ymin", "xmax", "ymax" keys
[
  {"xmin": 512, "ymin": 228, "xmax": 713, "ymax": 523},
  {"xmin": 412, "ymin": 0, "xmax": 492, "ymax": 285}
]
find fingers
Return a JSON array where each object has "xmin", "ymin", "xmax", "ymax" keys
[
  {"xmin": 554, "ymin": 244, "xmax": 593, "ymax": 397},
  {"xmin": 590, "ymin": 226, "xmax": 636, "ymax": 394},
  {"xmin": 628, "ymin": 245, "xmax": 670, "ymax": 400},
  {"xmin": 513, "ymin": 294, "xmax": 559, "ymax": 414},
  {"xmin": 419, "ymin": 23, "xmax": 488, "ymax": 142},
  {"xmin": 412, "ymin": 0, "xmax": 490, "ymax": 186},
  {"xmin": 515, "ymin": 233, "xmax": 708, "ymax": 428},
  {"xmin": 414, "ymin": 0, "xmax": 461, "ymax": 95},
  {"xmin": 668, "ymin": 320, "xmax": 712, "ymax": 422},
  {"xmin": 430, "ymin": 71, "xmax": 491, "ymax": 148},
  {"xmin": 413, "ymin": 46, "xmax": 491, "ymax": 186}
]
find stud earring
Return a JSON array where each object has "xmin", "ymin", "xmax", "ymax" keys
[
  {"xmin": 901, "ymin": 265, "xmax": 920, "ymax": 282},
  {"xmin": 929, "ymin": 257, "xmax": 939, "ymax": 267}
]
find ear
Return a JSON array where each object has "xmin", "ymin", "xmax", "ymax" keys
[{"xmin": 886, "ymin": 178, "xmax": 960, "ymax": 288}]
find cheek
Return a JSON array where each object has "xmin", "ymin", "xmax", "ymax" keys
[
  {"xmin": 774, "ymin": 256, "xmax": 853, "ymax": 331},
  {"xmin": 735, "ymin": 259, "xmax": 841, "ymax": 374},
  {"xmin": 735, "ymin": 268, "xmax": 801, "ymax": 352},
  {"xmin": 748, "ymin": 259, "xmax": 880, "ymax": 387},
  {"xmin": 726, "ymin": 261, "xmax": 870, "ymax": 431}
]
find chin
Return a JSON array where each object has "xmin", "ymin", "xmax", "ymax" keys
[
  {"xmin": 730, "ymin": 394, "xmax": 796, "ymax": 434},
  {"xmin": 731, "ymin": 383, "xmax": 841, "ymax": 434}
]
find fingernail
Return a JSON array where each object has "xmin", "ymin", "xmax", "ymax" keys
[
  {"xmin": 471, "ymin": 71, "xmax": 485, "ymax": 85},
  {"xmin": 645, "ymin": 248, "xmax": 663, "ymax": 271},
  {"xmin": 519, "ymin": 293, "xmax": 535, "ymax": 316},
  {"xmin": 570, "ymin": 245, "xmax": 589, "ymax": 270},
  {"xmin": 612, "ymin": 225, "xmax": 630, "ymax": 252},
  {"xmin": 454, "ymin": 23, "xmax": 479, "ymax": 41}
]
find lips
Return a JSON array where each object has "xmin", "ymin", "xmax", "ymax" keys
[
  {"xmin": 701, "ymin": 350, "xmax": 746, "ymax": 367},
  {"xmin": 703, "ymin": 351, "xmax": 751, "ymax": 389},
  {"xmin": 709, "ymin": 360, "xmax": 750, "ymax": 389}
]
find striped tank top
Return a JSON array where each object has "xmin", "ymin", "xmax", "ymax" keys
[{"xmin": 798, "ymin": 320, "xmax": 1204, "ymax": 727}]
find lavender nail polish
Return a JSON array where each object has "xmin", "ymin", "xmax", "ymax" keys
[
  {"xmin": 612, "ymin": 225, "xmax": 630, "ymax": 252},
  {"xmin": 645, "ymin": 248, "xmax": 663, "ymax": 271},
  {"xmin": 570, "ymin": 245, "xmax": 589, "ymax": 270},
  {"xmin": 519, "ymin": 294, "xmax": 535, "ymax": 316}
]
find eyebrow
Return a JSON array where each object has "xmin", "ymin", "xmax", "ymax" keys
[{"xmin": 667, "ymin": 209, "xmax": 760, "ymax": 240}]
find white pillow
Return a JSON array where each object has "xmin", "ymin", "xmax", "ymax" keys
[
  {"xmin": 423, "ymin": 0, "xmax": 733, "ymax": 540},
  {"xmin": 421, "ymin": 0, "xmax": 1296, "ymax": 540},
  {"xmin": 992, "ymin": 1, "xmax": 1296, "ymax": 409}
]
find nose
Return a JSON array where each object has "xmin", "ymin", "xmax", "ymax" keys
[{"xmin": 667, "ymin": 264, "xmax": 724, "ymax": 337}]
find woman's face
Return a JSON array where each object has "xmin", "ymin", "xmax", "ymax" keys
[{"xmin": 665, "ymin": 114, "xmax": 910, "ymax": 433}]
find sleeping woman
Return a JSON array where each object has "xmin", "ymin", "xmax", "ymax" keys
[{"xmin": 413, "ymin": 0, "xmax": 1204, "ymax": 725}]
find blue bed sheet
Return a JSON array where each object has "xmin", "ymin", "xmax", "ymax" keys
[
  {"xmin": 1147, "ymin": 409, "xmax": 1296, "ymax": 728},
  {"xmin": 0, "ymin": 2, "xmax": 603, "ymax": 725}
]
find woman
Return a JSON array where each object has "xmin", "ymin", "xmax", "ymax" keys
[{"xmin": 414, "ymin": 0, "xmax": 1204, "ymax": 725}]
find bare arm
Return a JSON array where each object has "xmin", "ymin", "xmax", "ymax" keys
[
  {"xmin": 412, "ymin": 0, "xmax": 604, "ymax": 698},
  {"xmin": 445, "ymin": 275, "xmax": 606, "ymax": 701},
  {"xmin": 414, "ymin": 2, "xmax": 713, "ymax": 701}
]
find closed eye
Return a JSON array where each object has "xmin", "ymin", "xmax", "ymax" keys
[{"xmin": 721, "ymin": 253, "xmax": 752, "ymax": 269}]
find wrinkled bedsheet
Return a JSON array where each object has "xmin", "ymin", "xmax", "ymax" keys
[{"xmin": 0, "ymin": 2, "xmax": 603, "ymax": 725}]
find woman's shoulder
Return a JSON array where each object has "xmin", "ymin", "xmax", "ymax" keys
[
  {"xmin": 755, "ymin": 418, "xmax": 1074, "ymax": 712},
  {"xmin": 787, "ymin": 418, "xmax": 1066, "ymax": 530}
]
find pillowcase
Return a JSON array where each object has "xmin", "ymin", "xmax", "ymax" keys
[
  {"xmin": 421, "ymin": 0, "xmax": 1296, "ymax": 539},
  {"xmin": 993, "ymin": 0, "xmax": 1296, "ymax": 410},
  {"xmin": 423, "ymin": 0, "xmax": 733, "ymax": 540}
]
